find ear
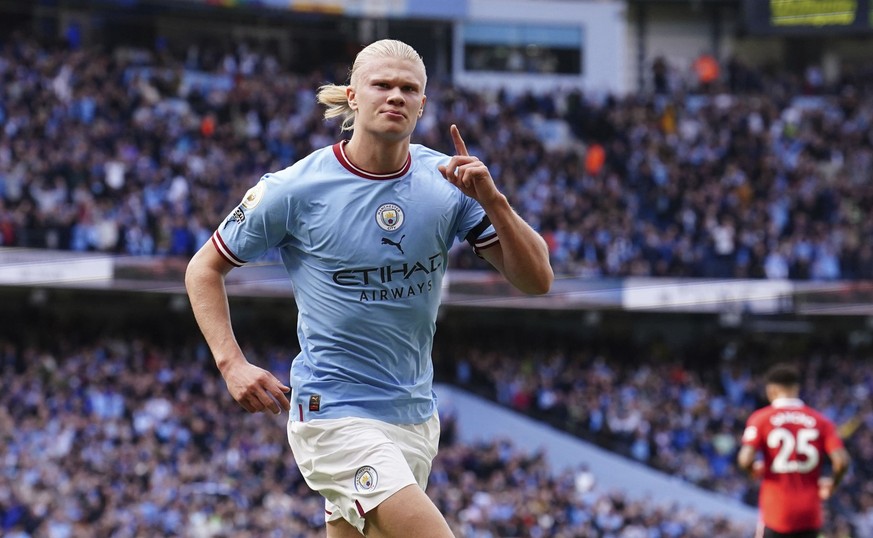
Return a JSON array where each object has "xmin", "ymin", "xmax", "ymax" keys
[
  {"xmin": 346, "ymin": 86, "xmax": 357, "ymax": 110},
  {"xmin": 418, "ymin": 95, "xmax": 427, "ymax": 117}
]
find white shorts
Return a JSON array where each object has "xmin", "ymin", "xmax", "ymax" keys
[{"xmin": 287, "ymin": 413, "xmax": 440, "ymax": 533}]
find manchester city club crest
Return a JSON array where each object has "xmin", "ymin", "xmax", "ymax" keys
[
  {"xmin": 354, "ymin": 466, "xmax": 378, "ymax": 492},
  {"xmin": 375, "ymin": 203, "xmax": 404, "ymax": 232}
]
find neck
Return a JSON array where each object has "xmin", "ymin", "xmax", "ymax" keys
[
  {"xmin": 344, "ymin": 134, "xmax": 410, "ymax": 174},
  {"xmin": 767, "ymin": 387, "xmax": 800, "ymax": 402}
]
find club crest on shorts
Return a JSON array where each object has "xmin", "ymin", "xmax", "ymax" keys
[
  {"xmin": 375, "ymin": 203, "xmax": 404, "ymax": 232},
  {"xmin": 354, "ymin": 466, "xmax": 378, "ymax": 492}
]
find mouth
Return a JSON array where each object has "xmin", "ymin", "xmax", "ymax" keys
[{"xmin": 381, "ymin": 110, "xmax": 406, "ymax": 120}]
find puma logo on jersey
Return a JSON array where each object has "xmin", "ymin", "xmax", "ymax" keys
[{"xmin": 381, "ymin": 235, "xmax": 405, "ymax": 255}]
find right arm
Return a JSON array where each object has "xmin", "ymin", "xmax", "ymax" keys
[
  {"xmin": 185, "ymin": 241, "xmax": 290, "ymax": 414},
  {"xmin": 737, "ymin": 419, "xmax": 765, "ymax": 479},
  {"xmin": 737, "ymin": 445, "xmax": 763, "ymax": 478}
]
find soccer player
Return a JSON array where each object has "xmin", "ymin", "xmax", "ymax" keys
[
  {"xmin": 185, "ymin": 39, "xmax": 552, "ymax": 538},
  {"xmin": 738, "ymin": 363, "xmax": 850, "ymax": 538}
]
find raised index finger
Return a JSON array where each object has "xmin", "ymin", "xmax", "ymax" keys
[{"xmin": 450, "ymin": 124, "xmax": 469, "ymax": 156}]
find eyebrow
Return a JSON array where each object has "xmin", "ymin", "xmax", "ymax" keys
[
  {"xmin": 366, "ymin": 70, "xmax": 423, "ymax": 90},
  {"xmin": 373, "ymin": 77, "xmax": 421, "ymax": 89}
]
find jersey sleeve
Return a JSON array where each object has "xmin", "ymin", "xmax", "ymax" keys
[
  {"xmin": 456, "ymin": 194, "xmax": 498, "ymax": 255},
  {"xmin": 741, "ymin": 411, "xmax": 764, "ymax": 449},
  {"xmin": 417, "ymin": 144, "xmax": 498, "ymax": 255},
  {"xmin": 212, "ymin": 174, "xmax": 291, "ymax": 266}
]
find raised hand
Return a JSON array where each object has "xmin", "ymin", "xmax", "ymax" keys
[{"xmin": 438, "ymin": 124, "xmax": 502, "ymax": 206}]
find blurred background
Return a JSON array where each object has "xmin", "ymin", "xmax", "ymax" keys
[{"xmin": 2, "ymin": 0, "xmax": 873, "ymax": 536}]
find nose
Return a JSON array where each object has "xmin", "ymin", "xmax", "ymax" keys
[{"xmin": 386, "ymin": 88, "xmax": 405, "ymax": 105}]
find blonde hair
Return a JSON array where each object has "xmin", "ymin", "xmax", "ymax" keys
[{"xmin": 316, "ymin": 39, "xmax": 426, "ymax": 132}]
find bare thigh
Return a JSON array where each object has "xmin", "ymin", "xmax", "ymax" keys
[
  {"xmin": 327, "ymin": 518, "xmax": 364, "ymax": 538},
  {"xmin": 361, "ymin": 484, "xmax": 454, "ymax": 538}
]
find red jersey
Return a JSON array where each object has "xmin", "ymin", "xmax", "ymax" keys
[{"xmin": 741, "ymin": 398, "xmax": 845, "ymax": 533}]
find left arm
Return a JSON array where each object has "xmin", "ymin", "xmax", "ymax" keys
[
  {"xmin": 828, "ymin": 446, "xmax": 851, "ymax": 487},
  {"xmin": 439, "ymin": 124, "xmax": 553, "ymax": 295}
]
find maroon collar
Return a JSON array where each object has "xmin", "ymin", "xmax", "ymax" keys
[{"xmin": 332, "ymin": 140, "xmax": 411, "ymax": 180}]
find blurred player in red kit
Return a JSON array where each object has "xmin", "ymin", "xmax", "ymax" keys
[{"xmin": 738, "ymin": 363, "xmax": 850, "ymax": 538}]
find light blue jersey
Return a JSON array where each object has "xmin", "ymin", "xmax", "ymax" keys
[{"xmin": 213, "ymin": 141, "xmax": 498, "ymax": 424}]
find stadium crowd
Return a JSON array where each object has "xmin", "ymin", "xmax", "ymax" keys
[
  {"xmin": 3, "ymin": 25, "xmax": 873, "ymax": 538},
  {"xmin": 3, "ymin": 35, "xmax": 873, "ymax": 279},
  {"xmin": 0, "ymin": 331, "xmax": 756, "ymax": 538},
  {"xmin": 441, "ymin": 333, "xmax": 873, "ymax": 537}
]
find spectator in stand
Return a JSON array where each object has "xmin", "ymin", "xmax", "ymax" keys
[{"xmin": 693, "ymin": 51, "xmax": 720, "ymax": 93}]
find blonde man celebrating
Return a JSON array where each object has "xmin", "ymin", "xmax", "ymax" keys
[{"xmin": 186, "ymin": 39, "xmax": 552, "ymax": 537}]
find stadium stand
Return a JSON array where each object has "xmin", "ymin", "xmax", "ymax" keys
[
  {"xmin": 440, "ymin": 330, "xmax": 871, "ymax": 537},
  {"xmin": 0, "ymin": 328, "xmax": 757, "ymax": 537},
  {"xmin": 2, "ymin": 34, "xmax": 873, "ymax": 280},
  {"xmin": 0, "ymin": 288, "xmax": 865, "ymax": 537}
]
